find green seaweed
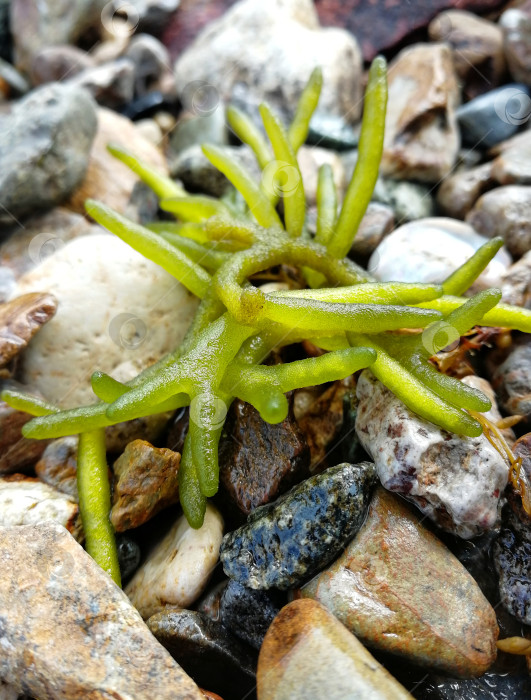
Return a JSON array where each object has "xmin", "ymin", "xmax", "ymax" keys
[{"xmin": 4, "ymin": 57, "xmax": 531, "ymax": 575}]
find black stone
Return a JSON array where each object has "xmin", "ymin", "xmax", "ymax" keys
[
  {"xmin": 413, "ymin": 672, "xmax": 531, "ymax": 699},
  {"xmin": 147, "ymin": 609, "xmax": 256, "ymax": 699},
  {"xmin": 116, "ymin": 534, "xmax": 141, "ymax": 583},
  {"xmin": 494, "ymin": 506, "xmax": 531, "ymax": 625},
  {"xmin": 220, "ymin": 461, "xmax": 377, "ymax": 590},
  {"xmin": 220, "ymin": 579, "xmax": 284, "ymax": 650}
]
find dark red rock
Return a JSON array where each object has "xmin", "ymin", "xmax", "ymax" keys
[
  {"xmin": 218, "ymin": 398, "xmax": 310, "ymax": 515},
  {"xmin": 314, "ymin": 0, "xmax": 507, "ymax": 61}
]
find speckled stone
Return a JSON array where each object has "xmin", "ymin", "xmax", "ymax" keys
[
  {"xmin": 489, "ymin": 335, "xmax": 531, "ymax": 425},
  {"xmin": 355, "ymin": 370, "xmax": 508, "ymax": 538},
  {"xmin": 0, "ymin": 475, "xmax": 81, "ymax": 541},
  {"xmin": 35, "ymin": 436, "xmax": 78, "ymax": 500},
  {"xmin": 0, "ymin": 522, "xmax": 203, "ymax": 699},
  {"xmin": 220, "ymin": 461, "xmax": 377, "ymax": 590},
  {"xmin": 257, "ymin": 599, "xmax": 414, "ymax": 700},
  {"xmin": 301, "ymin": 488, "xmax": 499, "ymax": 677},
  {"xmin": 111, "ymin": 440, "xmax": 181, "ymax": 532},
  {"xmin": 220, "ymin": 579, "xmax": 284, "ymax": 650},
  {"xmin": 147, "ymin": 609, "xmax": 257, "ymax": 699},
  {"xmin": 126, "ymin": 503, "xmax": 224, "ymax": 619},
  {"xmin": 436, "ymin": 163, "xmax": 494, "ymax": 219}
]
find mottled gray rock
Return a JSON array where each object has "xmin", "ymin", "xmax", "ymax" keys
[
  {"xmin": 369, "ymin": 217, "xmax": 510, "ymax": 290},
  {"xmin": 428, "ymin": 10, "xmax": 505, "ymax": 100},
  {"xmin": 0, "ymin": 522, "xmax": 203, "ymax": 699},
  {"xmin": 220, "ymin": 461, "xmax": 377, "ymax": 590},
  {"xmin": 371, "ymin": 176, "xmax": 434, "ymax": 223},
  {"xmin": 10, "ymin": 0, "xmax": 106, "ymax": 73},
  {"xmin": 116, "ymin": 533, "xmax": 141, "ymax": 582},
  {"xmin": 467, "ymin": 185, "xmax": 531, "ymax": 258},
  {"xmin": 125, "ymin": 34, "xmax": 176, "ymax": 99},
  {"xmin": 457, "ymin": 84, "xmax": 530, "ymax": 149},
  {"xmin": 128, "ymin": 0, "xmax": 181, "ymax": 35},
  {"xmin": 0, "ymin": 83, "xmax": 97, "ymax": 224},
  {"xmin": 382, "ymin": 43, "xmax": 460, "ymax": 182},
  {"xmin": 169, "ymin": 106, "xmax": 228, "ymax": 164},
  {"xmin": 220, "ymin": 579, "xmax": 283, "ymax": 650},
  {"xmin": 0, "ymin": 475, "xmax": 81, "ymax": 541},
  {"xmin": 355, "ymin": 370, "xmax": 508, "ymax": 538},
  {"xmin": 257, "ymin": 599, "xmax": 413, "ymax": 700},
  {"xmin": 501, "ymin": 7, "xmax": 531, "ymax": 86},
  {"xmin": 349, "ymin": 202, "xmax": 394, "ymax": 260},
  {"xmin": 173, "ymin": 0, "xmax": 363, "ymax": 127},
  {"xmin": 301, "ymin": 488, "xmax": 499, "ymax": 677},
  {"xmin": 436, "ymin": 163, "xmax": 494, "ymax": 219},
  {"xmin": 148, "ymin": 608, "xmax": 257, "ymax": 699},
  {"xmin": 501, "ymin": 250, "xmax": 531, "ymax": 309},
  {"xmin": 307, "ymin": 111, "xmax": 359, "ymax": 151},
  {"xmin": 126, "ymin": 503, "xmax": 224, "ymax": 619}
]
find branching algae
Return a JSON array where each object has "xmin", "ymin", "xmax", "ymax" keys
[{"xmin": 4, "ymin": 58, "xmax": 531, "ymax": 584}]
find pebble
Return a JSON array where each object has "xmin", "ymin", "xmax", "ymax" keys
[
  {"xmin": 436, "ymin": 162, "xmax": 495, "ymax": 219},
  {"xmin": 218, "ymin": 398, "xmax": 309, "ymax": 515},
  {"xmin": 196, "ymin": 580, "xmax": 227, "ymax": 622},
  {"xmin": 297, "ymin": 146, "xmax": 345, "ymax": 207},
  {"xmin": 30, "ymin": 45, "xmax": 96, "ymax": 85},
  {"xmin": 67, "ymin": 106, "xmax": 168, "ymax": 215},
  {"xmin": 173, "ymin": 0, "xmax": 363, "ymax": 127},
  {"xmin": 368, "ymin": 217, "xmax": 510, "ymax": 291},
  {"xmin": 301, "ymin": 487, "xmax": 499, "ymax": 677},
  {"xmin": 355, "ymin": 370, "xmax": 508, "ymax": 538},
  {"xmin": 493, "ymin": 505, "xmax": 531, "ymax": 625},
  {"xmin": 0, "ymin": 292, "xmax": 56, "ymax": 367},
  {"xmin": 133, "ymin": 0, "xmax": 181, "ymax": 35},
  {"xmin": 220, "ymin": 579, "xmax": 283, "ymax": 650},
  {"xmin": 35, "ymin": 436, "xmax": 78, "ymax": 499},
  {"xmin": 116, "ymin": 532, "xmax": 142, "ymax": 582},
  {"xmin": 147, "ymin": 608, "xmax": 257, "ymax": 699},
  {"xmin": 0, "ymin": 83, "xmax": 97, "ymax": 225},
  {"xmin": 489, "ymin": 335, "xmax": 531, "ymax": 426},
  {"xmin": 349, "ymin": 202, "xmax": 394, "ymax": 261},
  {"xmin": 456, "ymin": 84, "xmax": 531, "ymax": 149},
  {"xmin": 10, "ymin": 0, "xmax": 106, "ymax": 74},
  {"xmin": 381, "ymin": 43, "xmax": 459, "ymax": 182},
  {"xmin": 126, "ymin": 503, "xmax": 224, "ymax": 619},
  {"xmin": 466, "ymin": 185, "xmax": 531, "ymax": 259},
  {"xmin": 0, "ymin": 207, "xmax": 101, "ymax": 279},
  {"xmin": 257, "ymin": 598, "xmax": 414, "ymax": 700},
  {"xmin": 220, "ymin": 461, "xmax": 377, "ymax": 590},
  {"xmin": 0, "ymin": 475, "xmax": 81, "ymax": 541},
  {"xmin": 0, "ymin": 382, "xmax": 50, "ymax": 475},
  {"xmin": 68, "ymin": 58, "xmax": 136, "ymax": 110},
  {"xmin": 13, "ymin": 234, "xmax": 199, "ymax": 407},
  {"xmin": 500, "ymin": 6, "xmax": 531, "ymax": 86},
  {"xmin": 111, "ymin": 439, "xmax": 181, "ymax": 532},
  {"xmin": 125, "ymin": 33, "xmax": 176, "ymax": 99},
  {"xmin": 307, "ymin": 111, "xmax": 359, "ymax": 151},
  {"xmin": 428, "ymin": 10, "xmax": 505, "ymax": 99},
  {"xmin": 169, "ymin": 107, "xmax": 228, "ymax": 161},
  {"xmin": 0, "ymin": 522, "xmax": 203, "ymax": 699},
  {"xmin": 417, "ymin": 671, "xmax": 531, "ymax": 700},
  {"xmin": 371, "ymin": 176, "xmax": 434, "ymax": 223},
  {"xmin": 501, "ymin": 251, "xmax": 531, "ymax": 308},
  {"xmin": 491, "ymin": 130, "xmax": 531, "ymax": 186}
]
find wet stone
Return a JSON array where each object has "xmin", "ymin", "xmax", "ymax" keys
[
  {"xmin": 196, "ymin": 580, "xmax": 228, "ymax": 623},
  {"xmin": 355, "ymin": 370, "xmax": 508, "ymax": 538},
  {"xmin": 301, "ymin": 487, "xmax": 499, "ymax": 677},
  {"xmin": 0, "ymin": 522, "xmax": 203, "ymax": 699},
  {"xmin": 220, "ymin": 579, "xmax": 284, "ymax": 650},
  {"xmin": 218, "ymin": 398, "xmax": 309, "ymax": 515},
  {"xmin": 257, "ymin": 598, "xmax": 413, "ymax": 700},
  {"xmin": 111, "ymin": 439, "xmax": 181, "ymax": 532},
  {"xmin": 147, "ymin": 608, "xmax": 257, "ymax": 700},
  {"xmin": 220, "ymin": 461, "xmax": 377, "ymax": 590},
  {"xmin": 417, "ymin": 671, "xmax": 531, "ymax": 699}
]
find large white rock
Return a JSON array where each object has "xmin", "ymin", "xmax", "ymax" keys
[
  {"xmin": 13, "ymin": 234, "xmax": 199, "ymax": 407},
  {"xmin": 355, "ymin": 370, "xmax": 508, "ymax": 538},
  {"xmin": 126, "ymin": 503, "xmax": 224, "ymax": 619},
  {"xmin": 173, "ymin": 0, "xmax": 363, "ymax": 126},
  {"xmin": 368, "ymin": 217, "xmax": 511, "ymax": 291},
  {"xmin": 0, "ymin": 476, "xmax": 81, "ymax": 541}
]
